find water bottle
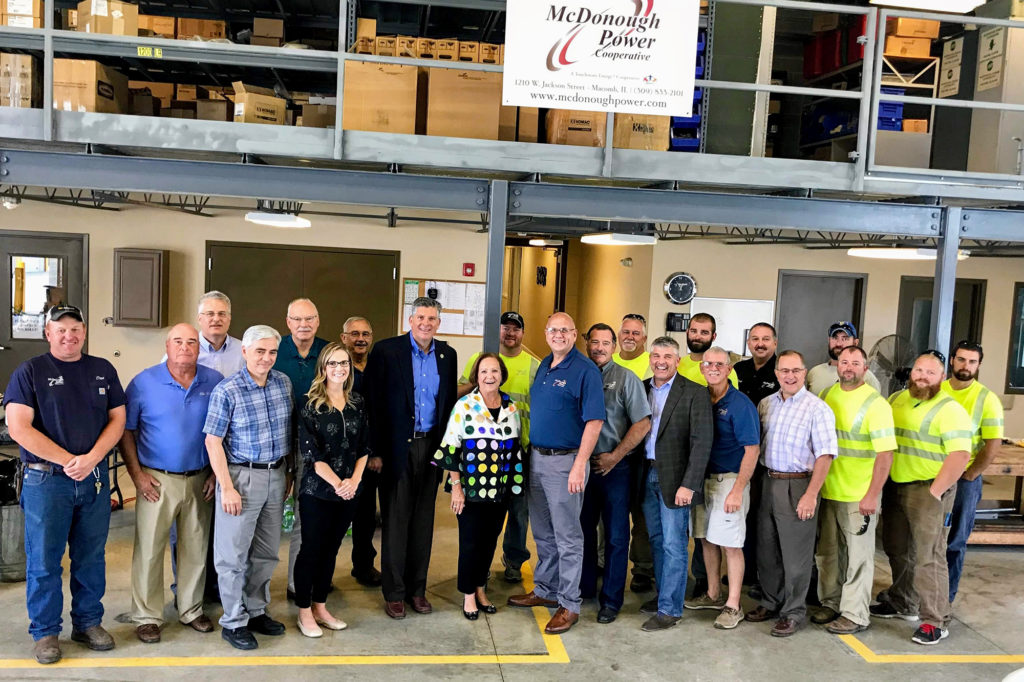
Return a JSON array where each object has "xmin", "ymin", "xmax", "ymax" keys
[{"xmin": 282, "ymin": 496, "xmax": 295, "ymax": 533}]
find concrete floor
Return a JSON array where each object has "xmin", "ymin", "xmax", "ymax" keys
[{"xmin": 0, "ymin": 471, "xmax": 1022, "ymax": 681}]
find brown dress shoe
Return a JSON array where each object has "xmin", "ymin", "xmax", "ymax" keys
[
  {"xmin": 811, "ymin": 607, "xmax": 840, "ymax": 625},
  {"xmin": 136, "ymin": 623, "xmax": 161, "ymax": 644},
  {"xmin": 182, "ymin": 615, "xmax": 214, "ymax": 633},
  {"xmin": 508, "ymin": 591, "xmax": 558, "ymax": 608},
  {"xmin": 745, "ymin": 605, "xmax": 778, "ymax": 623},
  {"xmin": 407, "ymin": 596, "xmax": 432, "ymax": 614},
  {"xmin": 826, "ymin": 616, "xmax": 868, "ymax": 635},
  {"xmin": 544, "ymin": 607, "xmax": 579, "ymax": 634},
  {"xmin": 384, "ymin": 600, "xmax": 406, "ymax": 619},
  {"xmin": 32, "ymin": 635, "xmax": 61, "ymax": 664},
  {"xmin": 770, "ymin": 616, "xmax": 800, "ymax": 637}
]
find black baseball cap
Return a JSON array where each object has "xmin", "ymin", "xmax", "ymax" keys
[
  {"xmin": 500, "ymin": 311, "xmax": 524, "ymax": 329},
  {"xmin": 45, "ymin": 304, "xmax": 84, "ymax": 324},
  {"xmin": 828, "ymin": 321, "xmax": 857, "ymax": 338}
]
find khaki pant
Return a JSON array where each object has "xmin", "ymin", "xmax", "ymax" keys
[
  {"xmin": 131, "ymin": 467, "xmax": 213, "ymax": 626},
  {"xmin": 881, "ymin": 480, "xmax": 956, "ymax": 628},
  {"xmin": 815, "ymin": 499, "xmax": 875, "ymax": 626}
]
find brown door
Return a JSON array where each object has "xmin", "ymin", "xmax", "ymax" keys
[
  {"xmin": 205, "ymin": 242, "xmax": 399, "ymax": 344},
  {"xmin": 0, "ymin": 232, "xmax": 87, "ymax": 388}
]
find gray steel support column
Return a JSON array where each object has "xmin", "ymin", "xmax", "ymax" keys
[
  {"xmin": 333, "ymin": 0, "xmax": 348, "ymax": 160},
  {"xmin": 43, "ymin": 0, "xmax": 54, "ymax": 142},
  {"xmin": 483, "ymin": 180, "xmax": 508, "ymax": 353},
  {"xmin": 928, "ymin": 207, "xmax": 961, "ymax": 360}
]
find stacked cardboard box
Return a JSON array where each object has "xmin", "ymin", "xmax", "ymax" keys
[
  {"xmin": 3, "ymin": 0, "xmax": 43, "ymax": 28},
  {"xmin": 53, "ymin": 58, "xmax": 128, "ymax": 113},
  {"xmin": 76, "ymin": 0, "xmax": 138, "ymax": 35},
  {"xmin": 138, "ymin": 14, "xmax": 174, "ymax": 38},
  {"xmin": 128, "ymin": 80, "xmax": 173, "ymax": 108},
  {"xmin": 342, "ymin": 61, "xmax": 425, "ymax": 134},
  {"xmin": 177, "ymin": 18, "xmax": 226, "ymax": 40},
  {"xmin": 252, "ymin": 17, "xmax": 283, "ymax": 47},
  {"xmin": 352, "ymin": 18, "xmax": 375, "ymax": 53},
  {"xmin": 426, "ymin": 68, "xmax": 501, "ymax": 140},
  {"xmin": 232, "ymin": 81, "xmax": 286, "ymax": 124},
  {"xmin": 0, "ymin": 52, "xmax": 41, "ymax": 107},
  {"xmin": 883, "ymin": 17, "xmax": 938, "ymax": 58},
  {"xmin": 59, "ymin": 8, "xmax": 78, "ymax": 29}
]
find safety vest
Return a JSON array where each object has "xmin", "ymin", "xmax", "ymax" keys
[
  {"xmin": 820, "ymin": 383, "xmax": 896, "ymax": 502},
  {"xmin": 940, "ymin": 380, "xmax": 1005, "ymax": 466},
  {"xmin": 888, "ymin": 389, "xmax": 973, "ymax": 483}
]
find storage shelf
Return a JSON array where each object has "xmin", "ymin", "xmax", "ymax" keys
[{"xmin": 798, "ymin": 133, "xmax": 856, "ymax": 150}]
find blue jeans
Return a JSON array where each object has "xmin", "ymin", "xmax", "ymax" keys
[
  {"xmin": 946, "ymin": 474, "xmax": 983, "ymax": 603},
  {"xmin": 21, "ymin": 465, "xmax": 111, "ymax": 640},
  {"xmin": 642, "ymin": 466, "xmax": 690, "ymax": 618},
  {"xmin": 581, "ymin": 461, "xmax": 631, "ymax": 611}
]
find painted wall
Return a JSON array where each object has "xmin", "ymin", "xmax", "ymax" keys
[
  {"xmin": 565, "ymin": 240, "xmax": 654, "ymax": 340},
  {"xmin": 515, "ymin": 245, "xmax": 559, "ymax": 357}
]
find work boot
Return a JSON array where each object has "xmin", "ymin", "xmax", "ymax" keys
[
  {"xmin": 32, "ymin": 636, "xmax": 61, "ymax": 664},
  {"xmin": 71, "ymin": 625, "xmax": 115, "ymax": 651}
]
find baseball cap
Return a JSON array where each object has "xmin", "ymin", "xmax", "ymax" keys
[
  {"xmin": 500, "ymin": 311, "xmax": 525, "ymax": 329},
  {"xmin": 45, "ymin": 304, "xmax": 84, "ymax": 324},
  {"xmin": 828, "ymin": 321, "xmax": 857, "ymax": 338}
]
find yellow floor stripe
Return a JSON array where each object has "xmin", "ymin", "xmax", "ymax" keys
[{"xmin": 839, "ymin": 634, "xmax": 1024, "ymax": 664}]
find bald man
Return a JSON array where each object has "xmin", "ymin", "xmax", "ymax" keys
[{"xmin": 121, "ymin": 324, "xmax": 223, "ymax": 643}]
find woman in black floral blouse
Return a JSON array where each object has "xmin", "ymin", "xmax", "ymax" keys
[
  {"xmin": 294, "ymin": 342, "xmax": 369, "ymax": 638},
  {"xmin": 434, "ymin": 353, "xmax": 523, "ymax": 620}
]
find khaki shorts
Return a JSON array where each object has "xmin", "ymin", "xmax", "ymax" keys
[{"xmin": 692, "ymin": 473, "xmax": 749, "ymax": 549}]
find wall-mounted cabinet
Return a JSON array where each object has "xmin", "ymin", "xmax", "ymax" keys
[{"xmin": 112, "ymin": 248, "xmax": 169, "ymax": 327}]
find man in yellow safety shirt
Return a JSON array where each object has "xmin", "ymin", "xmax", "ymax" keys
[
  {"xmin": 870, "ymin": 351, "xmax": 972, "ymax": 646},
  {"xmin": 940, "ymin": 340, "xmax": 1004, "ymax": 605},
  {"xmin": 612, "ymin": 313, "xmax": 652, "ymax": 381},
  {"xmin": 677, "ymin": 313, "xmax": 738, "ymax": 388},
  {"xmin": 813, "ymin": 346, "xmax": 894, "ymax": 635}
]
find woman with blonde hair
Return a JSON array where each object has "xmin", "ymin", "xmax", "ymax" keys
[{"xmin": 293, "ymin": 342, "xmax": 370, "ymax": 637}]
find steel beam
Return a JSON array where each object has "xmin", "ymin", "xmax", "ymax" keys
[
  {"xmin": 508, "ymin": 183, "xmax": 941, "ymax": 237},
  {"xmin": 929, "ymin": 207, "xmax": 961, "ymax": 360},
  {"xmin": 959, "ymin": 208, "xmax": 1024, "ymax": 243},
  {"xmin": 483, "ymin": 180, "xmax": 508, "ymax": 353},
  {"xmin": 0, "ymin": 149, "xmax": 491, "ymax": 212}
]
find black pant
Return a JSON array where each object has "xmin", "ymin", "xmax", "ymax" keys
[
  {"xmin": 293, "ymin": 494, "xmax": 358, "ymax": 609},
  {"xmin": 351, "ymin": 468, "xmax": 379, "ymax": 573},
  {"xmin": 743, "ymin": 463, "xmax": 765, "ymax": 584},
  {"xmin": 380, "ymin": 438, "xmax": 439, "ymax": 602},
  {"xmin": 457, "ymin": 502, "xmax": 507, "ymax": 594}
]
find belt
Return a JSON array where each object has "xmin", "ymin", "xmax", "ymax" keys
[
  {"xmin": 229, "ymin": 459, "xmax": 285, "ymax": 470},
  {"xmin": 534, "ymin": 446, "xmax": 577, "ymax": 456},
  {"xmin": 150, "ymin": 466, "xmax": 209, "ymax": 477},
  {"xmin": 412, "ymin": 431, "xmax": 431, "ymax": 439},
  {"xmin": 895, "ymin": 478, "xmax": 934, "ymax": 486},
  {"xmin": 767, "ymin": 470, "xmax": 811, "ymax": 480},
  {"xmin": 25, "ymin": 462, "xmax": 64, "ymax": 475}
]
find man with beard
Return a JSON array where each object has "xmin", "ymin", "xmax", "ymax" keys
[
  {"xmin": 940, "ymin": 341, "xmax": 1004, "ymax": 605},
  {"xmin": 457, "ymin": 311, "xmax": 539, "ymax": 583},
  {"xmin": 678, "ymin": 313, "xmax": 738, "ymax": 388},
  {"xmin": 612, "ymin": 313, "xmax": 652, "ymax": 381},
  {"xmin": 814, "ymin": 346, "xmax": 894, "ymax": 635},
  {"xmin": 806, "ymin": 322, "xmax": 881, "ymax": 397},
  {"xmin": 871, "ymin": 352, "xmax": 972, "ymax": 645}
]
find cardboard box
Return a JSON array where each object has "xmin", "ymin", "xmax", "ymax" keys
[
  {"xmin": 232, "ymin": 80, "xmax": 286, "ymax": 124},
  {"xmin": 138, "ymin": 14, "xmax": 174, "ymax": 38},
  {"xmin": 459, "ymin": 41, "xmax": 480, "ymax": 62},
  {"xmin": 811, "ymin": 13, "xmax": 840, "ymax": 33},
  {"xmin": 414, "ymin": 38, "xmax": 436, "ymax": 59},
  {"xmin": 177, "ymin": 18, "xmax": 226, "ymax": 40},
  {"xmin": 128, "ymin": 79, "xmax": 173, "ymax": 106},
  {"xmin": 253, "ymin": 17, "xmax": 283, "ymax": 39},
  {"xmin": 251, "ymin": 36, "xmax": 281, "ymax": 47},
  {"xmin": 175, "ymin": 83, "xmax": 196, "ymax": 101},
  {"xmin": 342, "ymin": 60, "xmax": 426, "ymax": 134},
  {"xmin": 129, "ymin": 90, "xmax": 159, "ymax": 116},
  {"xmin": 161, "ymin": 100, "xmax": 196, "ymax": 119},
  {"xmin": 196, "ymin": 98, "xmax": 232, "ymax": 121},
  {"xmin": 546, "ymin": 109, "xmax": 607, "ymax": 146},
  {"xmin": 3, "ymin": 13, "xmax": 41, "ymax": 27},
  {"xmin": 60, "ymin": 8, "xmax": 78, "ymax": 29},
  {"xmin": 886, "ymin": 17, "xmax": 940, "ymax": 39},
  {"xmin": 200, "ymin": 85, "xmax": 232, "ymax": 101},
  {"xmin": 426, "ymin": 68, "xmax": 501, "ymax": 140},
  {"xmin": 53, "ymin": 58, "xmax": 128, "ymax": 113},
  {"xmin": 903, "ymin": 118, "xmax": 928, "ymax": 133},
  {"xmin": 479, "ymin": 42, "xmax": 500, "ymax": 64},
  {"xmin": 435, "ymin": 39, "xmax": 459, "ymax": 61},
  {"xmin": 352, "ymin": 17, "xmax": 375, "ymax": 53},
  {"xmin": 374, "ymin": 36, "xmax": 397, "ymax": 56},
  {"xmin": 0, "ymin": 52, "xmax": 40, "ymax": 107},
  {"xmin": 300, "ymin": 103, "xmax": 335, "ymax": 128},
  {"xmin": 3, "ymin": 0, "xmax": 41, "ymax": 16},
  {"xmin": 397, "ymin": 35, "xmax": 417, "ymax": 58},
  {"xmin": 499, "ymin": 105, "xmax": 517, "ymax": 141},
  {"xmin": 883, "ymin": 36, "xmax": 932, "ymax": 58},
  {"xmin": 77, "ymin": 0, "xmax": 138, "ymax": 36},
  {"xmin": 613, "ymin": 114, "xmax": 670, "ymax": 151},
  {"xmin": 518, "ymin": 106, "xmax": 539, "ymax": 142},
  {"xmin": 499, "ymin": 44, "xmax": 504, "ymax": 65}
]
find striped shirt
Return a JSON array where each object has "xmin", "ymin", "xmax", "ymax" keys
[
  {"xmin": 203, "ymin": 368, "xmax": 293, "ymax": 464},
  {"xmin": 758, "ymin": 387, "xmax": 837, "ymax": 473}
]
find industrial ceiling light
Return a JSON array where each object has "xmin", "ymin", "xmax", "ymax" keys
[
  {"xmin": 528, "ymin": 238, "xmax": 564, "ymax": 246},
  {"xmin": 580, "ymin": 233, "xmax": 657, "ymax": 246},
  {"xmin": 869, "ymin": 0, "xmax": 985, "ymax": 13},
  {"xmin": 244, "ymin": 211, "xmax": 311, "ymax": 228},
  {"xmin": 847, "ymin": 247, "xmax": 970, "ymax": 260}
]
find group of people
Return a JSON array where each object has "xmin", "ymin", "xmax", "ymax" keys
[{"xmin": 2, "ymin": 292, "xmax": 1002, "ymax": 664}]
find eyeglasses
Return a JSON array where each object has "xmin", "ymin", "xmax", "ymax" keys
[
  {"xmin": 777, "ymin": 367, "xmax": 806, "ymax": 375},
  {"xmin": 623, "ymin": 313, "xmax": 647, "ymax": 325},
  {"xmin": 924, "ymin": 349, "xmax": 946, "ymax": 365},
  {"xmin": 288, "ymin": 315, "xmax": 318, "ymax": 324},
  {"xmin": 199, "ymin": 311, "xmax": 229, "ymax": 319},
  {"xmin": 345, "ymin": 330, "xmax": 372, "ymax": 338},
  {"xmin": 545, "ymin": 327, "xmax": 575, "ymax": 335},
  {"xmin": 325, "ymin": 360, "xmax": 350, "ymax": 368},
  {"xmin": 701, "ymin": 361, "xmax": 728, "ymax": 369}
]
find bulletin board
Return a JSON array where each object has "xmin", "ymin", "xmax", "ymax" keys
[{"xmin": 402, "ymin": 278, "xmax": 487, "ymax": 337}]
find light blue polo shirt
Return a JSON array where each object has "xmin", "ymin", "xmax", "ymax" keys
[{"xmin": 125, "ymin": 362, "xmax": 223, "ymax": 472}]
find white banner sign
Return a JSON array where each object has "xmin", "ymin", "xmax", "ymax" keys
[{"xmin": 502, "ymin": 0, "xmax": 700, "ymax": 116}]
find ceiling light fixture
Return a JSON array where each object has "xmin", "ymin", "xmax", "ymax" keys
[
  {"xmin": 847, "ymin": 247, "xmax": 970, "ymax": 261},
  {"xmin": 244, "ymin": 211, "xmax": 311, "ymax": 228},
  {"xmin": 528, "ymin": 238, "xmax": 564, "ymax": 247},
  {"xmin": 869, "ymin": 0, "xmax": 985, "ymax": 14},
  {"xmin": 580, "ymin": 233, "xmax": 657, "ymax": 246}
]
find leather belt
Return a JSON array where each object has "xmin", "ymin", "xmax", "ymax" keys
[
  {"xmin": 767, "ymin": 470, "xmax": 811, "ymax": 480},
  {"xmin": 229, "ymin": 459, "xmax": 285, "ymax": 470},
  {"xmin": 150, "ymin": 466, "xmax": 209, "ymax": 477},
  {"xmin": 25, "ymin": 462, "xmax": 64, "ymax": 475},
  {"xmin": 895, "ymin": 478, "xmax": 934, "ymax": 486},
  {"xmin": 534, "ymin": 446, "xmax": 577, "ymax": 456},
  {"xmin": 412, "ymin": 431, "xmax": 431, "ymax": 439}
]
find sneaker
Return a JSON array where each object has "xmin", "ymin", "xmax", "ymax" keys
[
  {"xmin": 714, "ymin": 606, "xmax": 744, "ymax": 630},
  {"xmin": 501, "ymin": 554, "xmax": 522, "ymax": 584},
  {"xmin": 911, "ymin": 624, "xmax": 949, "ymax": 645},
  {"xmin": 869, "ymin": 601, "xmax": 919, "ymax": 621},
  {"xmin": 684, "ymin": 592, "xmax": 727, "ymax": 611},
  {"xmin": 641, "ymin": 613, "xmax": 680, "ymax": 632}
]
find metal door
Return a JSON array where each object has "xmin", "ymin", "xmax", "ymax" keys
[
  {"xmin": 775, "ymin": 270, "xmax": 867, "ymax": 367},
  {"xmin": 897, "ymin": 276, "xmax": 986, "ymax": 356}
]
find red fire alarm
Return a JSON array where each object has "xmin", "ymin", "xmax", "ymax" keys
[{"xmin": 463, "ymin": 263, "xmax": 475, "ymax": 277}]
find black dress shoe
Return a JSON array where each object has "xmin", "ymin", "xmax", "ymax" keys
[
  {"xmin": 480, "ymin": 603, "xmax": 497, "ymax": 614},
  {"xmin": 247, "ymin": 614, "xmax": 286, "ymax": 636},
  {"xmin": 597, "ymin": 607, "xmax": 618, "ymax": 624},
  {"xmin": 222, "ymin": 627, "xmax": 258, "ymax": 650},
  {"xmin": 286, "ymin": 589, "xmax": 296, "ymax": 602},
  {"xmin": 640, "ymin": 597, "xmax": 659, "ymax": 614},
  {"xmin": 463, "ymin": 609, "xmax": 479, "ymax": 621},
  {"xmin": 352, "ymin": 567, "xmax": 383, "ymax": 587}
]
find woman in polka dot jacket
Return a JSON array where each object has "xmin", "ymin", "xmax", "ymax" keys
[{"xmin": 433, "ymin": 353, "xmax": 524, "ymax": 621}]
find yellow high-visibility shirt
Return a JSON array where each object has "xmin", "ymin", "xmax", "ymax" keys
[
  {"xmin": 888, "ymin": 389, "xmax": 973, "ymax": 483},
  {"xmin": 820, "ymin": 383, "xmax": 896, "ymax": 502},
  {"xmin": 612, "ymin": 351, "xmax": 652, "ymax": 381},
  {"xmin": 678, "ymin": 354, "xmax": 739, "ymax": 388},
  {"xmin": 940, "ymin": 379, "xmax": 1004, "ymax": 467}
]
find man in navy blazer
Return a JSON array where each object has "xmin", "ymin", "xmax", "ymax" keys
[{"xmin": 364, "ymin": 297, "xmax": 458, "ymax": 619}]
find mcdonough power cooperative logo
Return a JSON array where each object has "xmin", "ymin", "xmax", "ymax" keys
[{"xmin": 545, "ymin": 1, "xmax": 662, "ymax": 72}]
